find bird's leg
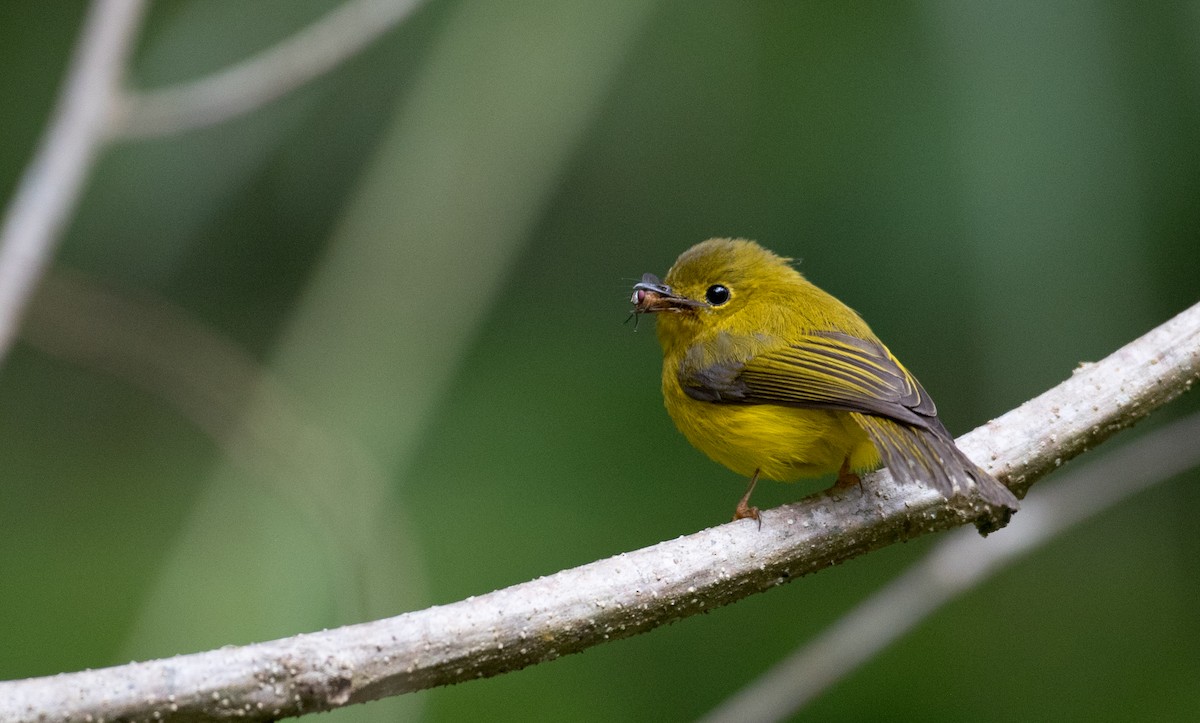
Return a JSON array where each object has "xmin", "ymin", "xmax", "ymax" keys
[
  {"xmin": 833, "ymin": 456, "xmax": 862, "ymax": 492},
  {"xmin": 733, "ymin": 469, "xmax": 762, "ymax": 526}
]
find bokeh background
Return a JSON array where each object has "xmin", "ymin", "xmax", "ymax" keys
[{"xmin": 2, "ymin": 1, "xmax": 1199, "ymax": 720}]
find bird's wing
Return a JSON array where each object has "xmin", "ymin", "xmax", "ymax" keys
[
  {"xmin": 680, "ymin": 330, "xmax": 949, "ymax": 435},
  {"xmin": 680, "ymin": 330, "xmax": 1018, "ymax": 517}
]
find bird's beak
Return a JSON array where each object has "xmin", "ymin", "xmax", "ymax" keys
[{"xmin": 631, "ymin": 273, "xmax": 706, "ymax": 314}]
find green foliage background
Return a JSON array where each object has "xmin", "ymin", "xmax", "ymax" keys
[{"xmin": 2, "ymin": 1, "xmax": 1199, "ymax": 720}]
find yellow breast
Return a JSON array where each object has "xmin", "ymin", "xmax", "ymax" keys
[{"xmin": 661, "ymin": 365, "xmax": 878, "ymax": 482}]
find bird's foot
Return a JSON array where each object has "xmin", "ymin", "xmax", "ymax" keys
[
  {"xmin": 733, "ymin": 500, "xmax": 761, "ymax": 525},
  {"xmin": 732, "ymin": 470, "xmax": 762, "ymax": 529},
  {"xmin": 832, "ymin": 471, "xmax": 861, "ymax": 490},
  {"xmin": 833, "ymin": 458, "xmax": 863, "ymax": 494}
]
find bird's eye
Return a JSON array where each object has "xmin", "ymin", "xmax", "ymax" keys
[{"xmin": 705, "ymin": 284, "xmax": 731, "ymax": 306}]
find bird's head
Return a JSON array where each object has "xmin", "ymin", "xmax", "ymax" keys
[{"xmin": 631, "ymin": 238, "xmax": 807, "ymax": 354}]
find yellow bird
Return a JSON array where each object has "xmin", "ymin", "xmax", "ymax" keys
[{"xmin": 631, "ymin": 238, "xmax": 1019, "ymax": 526}]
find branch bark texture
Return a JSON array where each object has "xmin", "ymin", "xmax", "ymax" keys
[{"xmin": 3, "ymin": 301, "xmax": 1198, "ymax": 721}]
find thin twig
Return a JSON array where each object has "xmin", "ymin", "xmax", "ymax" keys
[
  {"xmin": 701, "ymin": 410, "xmax": 1200, "ymax": 723},
  {"xmin": 0, "ymin": 302, "xmax": 1196, "ymax": 721},
  {"xmin": 110, "ymin": 0, "xmax": 425, "ymax": 138},
  {"xmin": 0, "ymin": 0, "xmax": 146, "ymax": 366}
]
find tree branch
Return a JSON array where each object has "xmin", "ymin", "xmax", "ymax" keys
[
  {"xmin": 109, "ymin": 0, "xmax": 425, "ymax": 139},
  {"xmin": 0, "ymin": 0, "xmax": 146, "ymax": 367},
  {"xmin": 2, "ymin": 300, "xmax": 1197, "ymax": 721},
  {"xmin": 702, "ymin": 408, "xmax": 1200, "ymax": 722}
]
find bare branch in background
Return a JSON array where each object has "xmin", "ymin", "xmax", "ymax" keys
[
  {"xmin": 0, "ymin": 0, "xmax": 428, "ymax": 370},
  {"xmin": 0, "ymin": 0, "xmax": 146, "ymax": 366},
  {"xmin": 702, "ymin": 409, "xmax": 1200, "ymax": 723},
  {"xmin": 110, "ymin": 0, "xmax": 425, "ymax": 138},
  {"xmin": 1, "ymin": 301, "xmax": 1196, "ymax": 722},
  {"xmin": 0, "ymin": 0, "xmax": 425, "ymax": 369}
]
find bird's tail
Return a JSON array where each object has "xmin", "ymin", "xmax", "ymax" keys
[{"xmin": 852, "ymin": 413, "xmax": 1020, "ymax": 515}]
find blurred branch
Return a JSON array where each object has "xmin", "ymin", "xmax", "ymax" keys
[
  {"xmin": 0, "ymin": 0, "xmax": 145, "ymax": 367},
  {"xmin": 0, "ymin": 0, "xmax": 429, "ymax": 371},
  {"xmin": 1, "ymin": 301, "xmax": 1197, "ymax": 720},
  {"xmin": 110, "ymin": 0, "xmax": 425, "ymax": 138},
  {"xmin": 702, "ymin": 409, "xmax": 1200, "ymax": 723}
]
